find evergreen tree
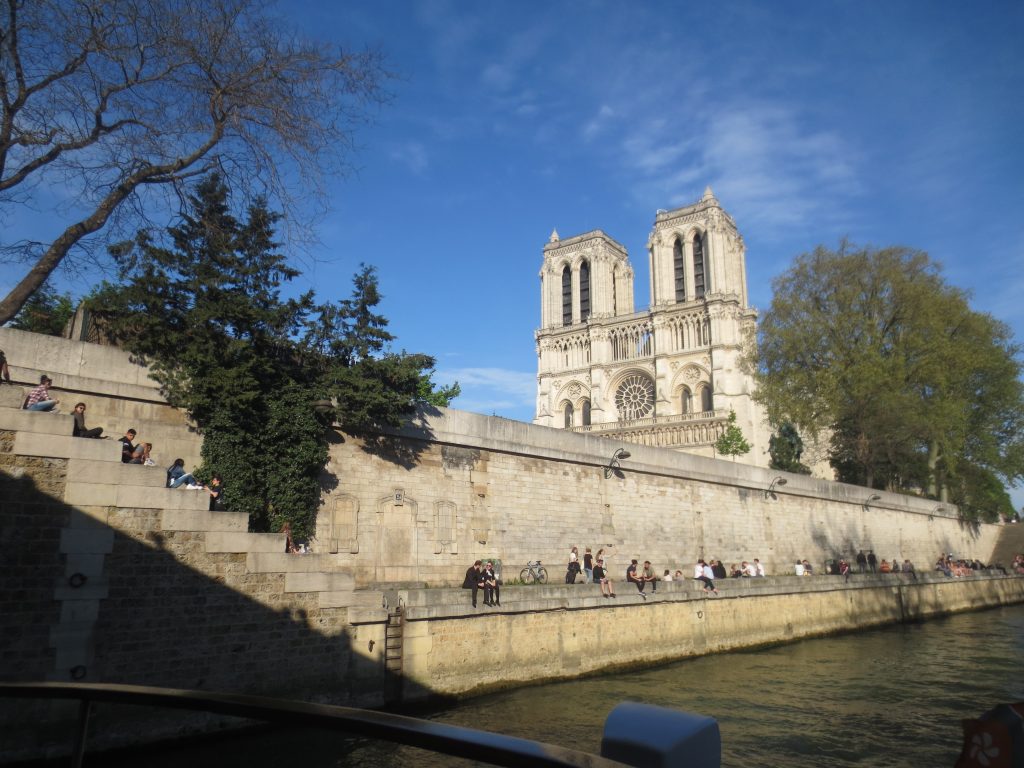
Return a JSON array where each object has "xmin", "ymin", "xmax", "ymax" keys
[
  {"xmin": 715, "ymin": 410, "xmax": 751, "ymax": 460},
  {"xmin": 8, "ymin": 282, "xmax": 74, "ymax": 336},
  {"xmin": 92, "ymin": 175, "xmax": 456, "ymax": 537}
]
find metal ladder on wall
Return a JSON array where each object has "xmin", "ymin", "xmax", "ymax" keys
[{"xmin": 384, "ymin": 605, "xmax": 404, "ymax": 678}]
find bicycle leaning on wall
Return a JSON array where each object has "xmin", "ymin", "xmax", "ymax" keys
[{"xmin": 520, "ymin": 560, "xmax": 548, "ymax": 584}]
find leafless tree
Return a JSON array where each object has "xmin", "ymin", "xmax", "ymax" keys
[{"xmin": 0, "ymin": 0, "xmax": 386, "ymax": 324}]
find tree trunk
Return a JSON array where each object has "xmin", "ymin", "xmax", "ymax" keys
[{"xmin": 926, "ymin": 439, "xmax": 939, "ymax": 497}]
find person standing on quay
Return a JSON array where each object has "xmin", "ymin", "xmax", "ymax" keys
[
  {"xmin": 856, "ymin": 550, "xmax": 867, "ymax": 573},
  {"xmin": 867, "ymin": 551, "xmax": 878, "ymax": 573},
  {"xmin": 583, "ymin": 547, "xmax": 594, "ymax": 584}
]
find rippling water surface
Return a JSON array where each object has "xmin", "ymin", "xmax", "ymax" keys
[{"xmin": 98, "ymin": 604, "xmax": 1024, "ymax": 767}]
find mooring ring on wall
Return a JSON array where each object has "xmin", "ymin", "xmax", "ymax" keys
[
  {"xmin": 68, "ymin": 573, "xmax": 87, "ymax": 588},
  {"xmin": 70, "ymin": 665, "xmax": 87, "ymax": 680},
  {"xmin": 697, "ymin": 610, "xmax": 704, "ymax": 619}
]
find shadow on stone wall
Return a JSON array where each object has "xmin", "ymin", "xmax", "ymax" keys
[{"xmin": 0, "ymin": 471, "xmax": 433, "ymax": 762}]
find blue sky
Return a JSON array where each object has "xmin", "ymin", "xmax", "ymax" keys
[{"xmin": 3, "ymin": 1, "xmax": 1023, "ymax": 501}]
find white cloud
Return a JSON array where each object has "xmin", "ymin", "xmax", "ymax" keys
[
  {"xmin": 434, "ymin": 366, "xmax": 536, "ymax": 418},
  {"xmin": 389, "ymin": 142, "xmax": 429, "ymax": 174}
]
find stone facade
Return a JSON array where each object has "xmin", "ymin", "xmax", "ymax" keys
[{"xmin": 534, "ymin": 188, "xmax": 771, "ymax": 465}]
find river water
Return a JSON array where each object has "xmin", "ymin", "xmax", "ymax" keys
[{"xmin": 96, "ymin": 604, "xmax": 1024, "ymax": 767}]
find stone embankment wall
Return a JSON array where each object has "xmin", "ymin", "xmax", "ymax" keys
[
  {"xmin": 386, "ymin": 575, "xmax": 1024, "ymax": 699},
  {"xmin": 322, "ymin": 409, "xmax": 1006, "ymax": 588}
]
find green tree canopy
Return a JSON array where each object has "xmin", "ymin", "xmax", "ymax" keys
[
  {"xmin": 91, "ymin": 174, "xmax": 457, "ymax": 536},
  {"xmin": 750, "ymin": 241, "xmax": 1024, "ymax": 521},
  {"xmin": 715, "ymin": 410, "xmax": 751, "ymax": 460}
]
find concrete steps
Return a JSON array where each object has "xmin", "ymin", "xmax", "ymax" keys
[
  {"xmin": 13, "ymin": 431, "xmax": 122, "ymax": 461},
  {"xmin": 64, "ymin": 482, "xmax": 211, "ymax": 510},
  {"xmin": 66, "ymin": 458, "xmax": 169, "ymax": 488},
  {"xmin": 161, "ymin": 509, "xmax": 249, "ymax": 532},
  {"xmin": 0, "ymin": 407, "xmax": 74, "ymax": 435}
]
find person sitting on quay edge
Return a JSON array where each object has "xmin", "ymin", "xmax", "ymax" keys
[
  {"xmin": 626, "ymin": 559, "xmax": 646, "ymax": 598},
  {"xmin": 641, "ymin": 560, "xmax": 658, "ymax": 592},
  {"xmin": 802, "ymin": 559, "xmax": 814, "ymax": 575},
  {"xmin": 593, "ymin": 557, "xmax": 615, "ymax": 598},
  {"xmin": 754, "ymin": 558, "xmax": 766, "ymax": 577},
  {"xmin": 794, "ymin": 560, "xmax": 805, "ymax": 576},
  {"xmin": 482, "ymin": 560, "xmax": 501, "ymax": 607},
  {"xmin": 711, "ymin": 559, "xmax": 727, "ymax": 580},
  {"xmin": 879, "ymin": 559, "xmax": 892, "ymax": 574},
  {"xmin": 462, "ymin": 560, "xmax": 484, "ymax": 608},
  {"xmin": 674, "ymin": 569, "xmax": 684, "ymax": 580},
  {"xmin": 71, "ymin": 402, "xmax": 104, "ymax": 439},
  {"xmin": 742, "ymin": 560, "xmax": 756, "ymax": 577},
  {"xmin": 662, "ymin": 569, "xmax": 673, "ymax": 582},
  {"xmin": 839, "ymin": 558, "xmax": 851, "ymax": 582},
  {"xmin": 730, "ymin": 563, "xmax": 743, "ymax": 578},
  {"xmin": 24, "ymin": 374, "xmax": 59, "ymax": 412},
  {"xmin": 694, "ymin": 559, "xmax": 718, "ymax": 595}
]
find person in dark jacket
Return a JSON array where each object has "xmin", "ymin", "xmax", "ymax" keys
[{"xmin": 462, "ymin": 560, "xmax": 484, "ymax": 608}]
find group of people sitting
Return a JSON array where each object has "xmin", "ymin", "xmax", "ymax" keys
[
  {"xmin": 462, "ymin": 560, "xmax": 501, "ymax": 608},
  {"xmin": 934, "ymin": 553, "xmax": 1006, "ymax": 578},
  {"xmin": 1014, "ymin": 554, "xmax": 1024, "ymax": 575}
]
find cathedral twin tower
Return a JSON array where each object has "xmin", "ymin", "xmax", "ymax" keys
[{"xmin": 534, "ymin": 187, "xmax": 769, "ymax": 465}]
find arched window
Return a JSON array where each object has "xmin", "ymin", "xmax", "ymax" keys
[
  {"xmin": 581, "ymin": 399, "xmax": 591, "ymax": 426},
  {"xmin": 563, "ymin": 401, "xmax": 574, "ymax": 428},
  {"xmin": 673, "ymin": 238, "xmax": 686, "ymax": 302},
  {"xmin": 699, "ymin": 385, "xmax": 713, "ymax": 412},
  {"xmin": 579, "ymin": 260, "xmax": 591, "ymax": 322},
  {"xmin": 680, "ymin": 387, "xmax": 692, "ymax": 414},
  {"xmin": 561, "ymin": 266, "xmax": 572, "ymax": 325},
  {"xmin": 693, "ymin": 232, "xmax": 707, "ymax": 299}
]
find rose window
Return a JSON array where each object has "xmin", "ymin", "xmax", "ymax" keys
[{"xmin": 615, "ymin": 374, "xmax": 655, "ymax": 420}]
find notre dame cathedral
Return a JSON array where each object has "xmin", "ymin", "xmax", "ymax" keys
[{"xmin": 533, "ymin": 187, "xmax": 770, "ymax": 466}]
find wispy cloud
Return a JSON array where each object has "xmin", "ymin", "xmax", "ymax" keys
[
  {"xmin": 434, "ymin": 366, "xmax": 535, "ymax": 419},
  {"xmin": 389, "ymin": 141, "xmax": 429, "ymax": 173}
]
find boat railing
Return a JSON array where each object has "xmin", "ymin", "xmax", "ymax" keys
[{"xmin": 0, "ymin": 681, "xmax": 721, "ymax": 768}]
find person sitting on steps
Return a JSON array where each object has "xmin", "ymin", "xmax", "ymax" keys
[
  {"xmin": 71, "ymin": 402, "xmax": 103, "ymax": 438},
  {"xmin": 166, "ymin": 458, "xmax": 201, "ymax": 489},
  {"xmin": 24, "ymin": 374, "xmax": 59, "ymax": 411}
]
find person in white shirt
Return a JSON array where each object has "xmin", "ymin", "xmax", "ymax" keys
[
  {"xmin": 742, "ymin": 560, "xmax": 756, "ymax": 577},
  {"xmin": 754, "ymin": 558, "xmax": 766, "ymax": 577},
  {"xmin": 794, "ymin": 560, "xmax": 805, "ymax": 576},
  {"xmin": 694, "ymin": 559, "xmax": 718, "ymax": 594}
]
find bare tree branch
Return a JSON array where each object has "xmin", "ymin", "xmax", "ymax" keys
[{"xmin": 0, "ymin": 0, "xmax": 388, "ymax": 323}]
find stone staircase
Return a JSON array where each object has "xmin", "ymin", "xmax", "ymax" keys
[{"xmin": 0, "ymin": 383, "xmax": 380, "ymax": 683}]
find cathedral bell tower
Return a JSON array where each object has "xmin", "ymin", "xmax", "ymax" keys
[{"xmin": 534, "ymin": 187, "xmax": 769, "ymax": 466}]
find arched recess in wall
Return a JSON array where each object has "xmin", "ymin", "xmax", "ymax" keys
[
  {"xmin": 679, "ymin": 386, "xmax": 692, "ymax": 414},
  {"xmin": 581, "ymin": 398, "xmax": 591, "ymax": 426},
  {"xmin": 693, "ymin": 230, "xmax": 708, "ymax": 298},
  {"xmin": 563, "ymin": 400, "xmax": 574, "ymax": 428},
  {"xmin": 611, "ymin": 370, "xmax": 656, "ymax": 421},
  {"xmin": 561, "ymin": 264, "xmax": 572, "ymax": 325},
  {"xmin": 433, "ymin": 501, "xmax": 458, "ymax": 554},
  {"xmin": 579, "ymin": 259, "xmax": 591, "ymax": 321},
  {"xmin": 673, "ymin": 237, "xmax": 686, "ymax": 302}
]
